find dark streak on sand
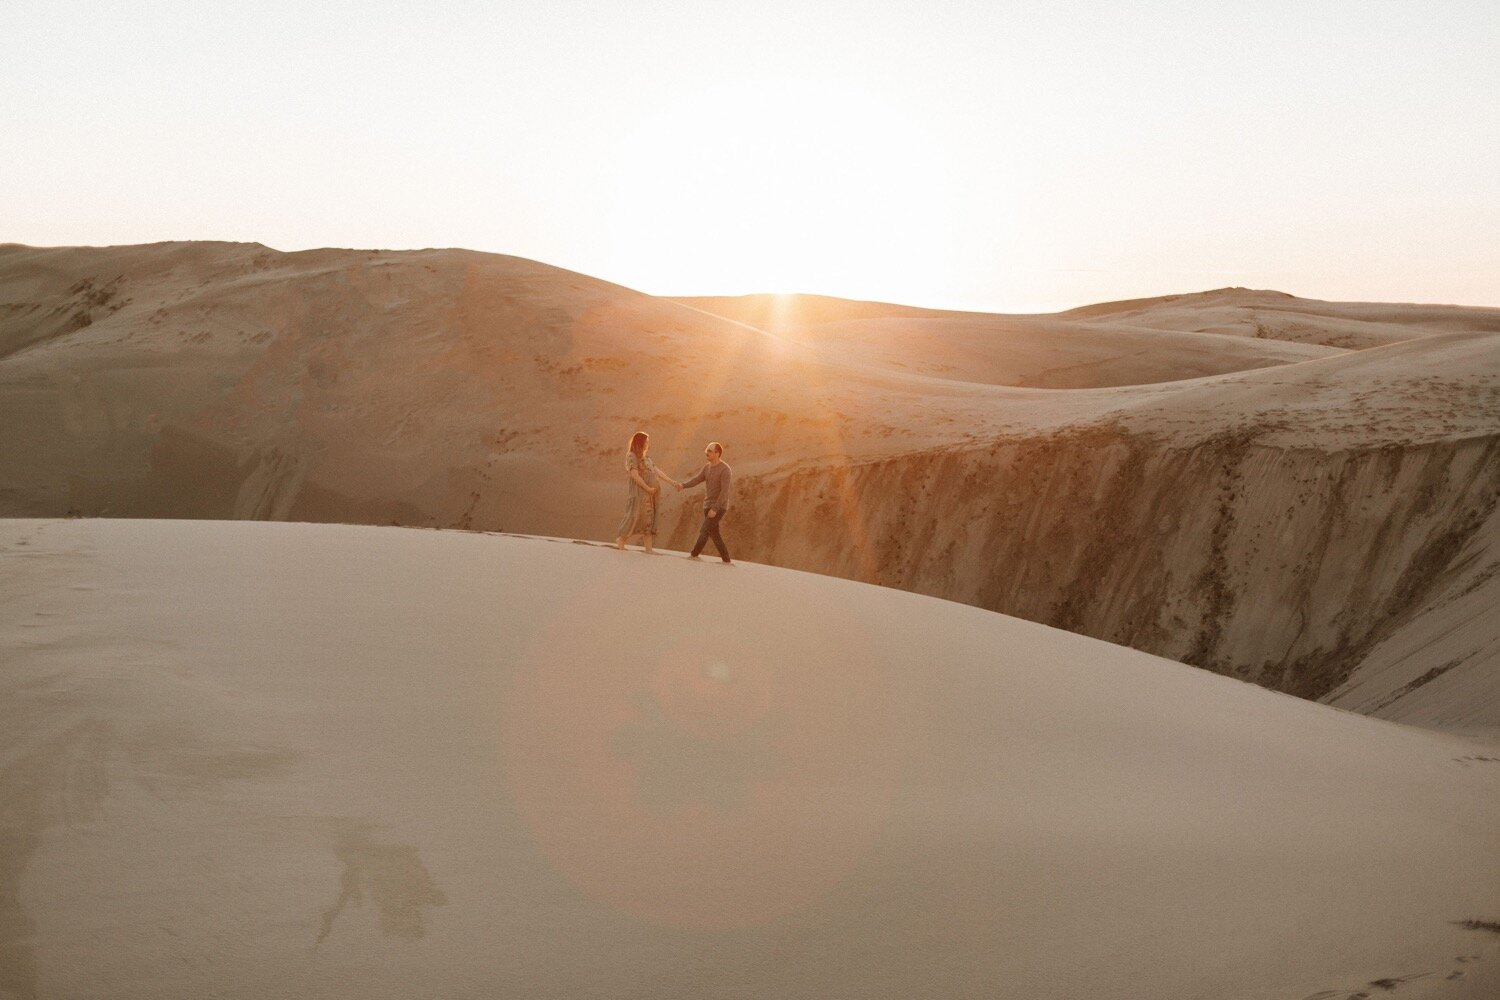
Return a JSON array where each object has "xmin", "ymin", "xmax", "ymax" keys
[
  {"xmin": 1455, "ymin": 919, "xmax": 1500, "ymax": 935},
  {"xmin": 0, "ymin": 680, "xmax": 300, "ymax": 1000},
  {"xmin": 316, "ymin": 821, "xmax": 448, "ymax": 945}
]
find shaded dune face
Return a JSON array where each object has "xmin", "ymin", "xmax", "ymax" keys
[
  {"xmin": 686, "ymin": 426, "xmax": 1500, "ymax": 708},
  {"xmin": 3, "ymin": 243, "xmax": 1498, "ymax": 718}
]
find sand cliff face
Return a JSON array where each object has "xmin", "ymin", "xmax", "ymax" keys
[
  {"xmin": 670, "ymin": 427, "xmax": 1500, "ymax": 704},
  {"xmin": 3, "ymin": 242, "xmax": 1498, "ymax": 725}
]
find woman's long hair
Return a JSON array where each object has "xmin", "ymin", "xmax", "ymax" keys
[{"xmin": 628, "ymin": 431, "xmax": 649, "ymax": 461}]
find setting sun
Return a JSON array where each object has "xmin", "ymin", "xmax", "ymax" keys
[{"xmin": 608, "ymin": 74, "xmax": 961, "ymax": 300}]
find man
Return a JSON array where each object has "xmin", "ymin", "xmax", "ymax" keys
[{"xmin": 677, "ymin": 441, "xmax": 732, "ymax": 563}]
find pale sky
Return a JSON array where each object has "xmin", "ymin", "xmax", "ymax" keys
[{"xmin": 4, "ymin": 0, "xmax": 1498, "ymax": 312}]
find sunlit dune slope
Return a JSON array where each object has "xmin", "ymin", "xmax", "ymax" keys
[
  {"xmin": 0, "ymin": 241, "xmax": 901, "ymax": 532},
  {"xmin": 678, "ymin": 291, "xmax": 1342, "ymax": 388},
  {"xmin": 683, "ymin": 286, "xmax": 1500, "ymax": 357},
  {"xmin": 4, "ymin": 518, "xmax": 1499, "ymax": 1000},
  {"xmin": 674, "ymin": 292, "xmax": 969, "ymax": 328},
  {"xmin": 758, "ymin": 314, "xmax": 1337, "ymax": 388},
  {"xmin": 0, "ymin": 243, "xmax": 1333, "ymax": 530},
  {"xmin": 3, "ymin": 242, "xmax": 1497, "ymax": 718},
  {"xmin": 1058, "ymin": 286, "xmax": 1500, "ymax": 349}
]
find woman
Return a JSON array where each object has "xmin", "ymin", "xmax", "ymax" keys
[{"xmin": 615, "ymin": 431, "xmax": 679, "ymax": 553}]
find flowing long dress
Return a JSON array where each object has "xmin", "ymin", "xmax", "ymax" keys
[{"xmin": 616, "ymin": 452, "xmax": 660, "ymax": 538}]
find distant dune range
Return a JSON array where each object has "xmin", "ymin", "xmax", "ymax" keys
[{"xmin": 3, "ymin": 242, "xmax": 1498, "ymax": 729}]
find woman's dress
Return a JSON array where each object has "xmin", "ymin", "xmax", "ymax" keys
[{"xmin": 616, "ymin": 452, "xmax": 660, "ymax": 537}]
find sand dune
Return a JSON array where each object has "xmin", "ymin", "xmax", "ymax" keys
[
  {"xmin": 0, "ymin": 242, "xmax": 846, "ymax": 530},
  {"xmin": 3, "ymin": 518, "xmax": 1499, "ymax": 999},
  {"xmin": 1057, "ymin": 286, "xmax": 1500, "ymax": 349},
  {"xmin": 697, "ymin": 311, "xmax": 1341, "ymax": 389},
  {"xmin": 676, "ymin": 291, "xmax": 1354, "ymax": 388},
  {"xmin": 683, "ymin": 286, "xmax": 1500, "ymax": 350},
  {"xmin": 674, "ymin": 291, "xmax": 971, "ymax": 328},
  {"xmin": 1322, "ymin": 501, "xmax": 1500, "ymax": 736},
  {"xmin": 2, "ymin": 242, "xmax": 1497, "ymax": 725}
]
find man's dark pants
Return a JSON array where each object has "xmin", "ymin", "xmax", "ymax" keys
[{"xmin": 690, "ymin": 510, "xmax": 731, "ymax": 561}]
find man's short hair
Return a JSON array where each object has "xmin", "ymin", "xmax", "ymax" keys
[{"xmin": 707, "ymin": 441, "xmax": 723, "ymax": 455}]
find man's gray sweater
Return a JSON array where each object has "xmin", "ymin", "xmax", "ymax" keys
[{"xmin": 683, "ymin": 461, "xmax": 732, "ymax": 513}]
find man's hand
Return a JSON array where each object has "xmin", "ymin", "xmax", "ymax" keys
[{"xmin": 707, "ymin": 509, "xmax": 717, "ymax": 519}]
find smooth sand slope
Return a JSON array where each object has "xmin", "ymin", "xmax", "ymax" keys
[
  {"xmin": 4, "ymin": 518, "xmax": 1500, "ymax": 1000},
  {"xmin": 1058, "ymin": 287, "xmax": 1500, "ymax": 349},
  {"xmin": 1322, "ymin": 546, "xmax": 1500, "ymax": 736},
  {"xmin": 676, "ymin": 292, "xmax": 1342, "ymax": 388},
  {"xmin": 2, "ymin": 243, "xmax": 1498, "ymax": 721}
]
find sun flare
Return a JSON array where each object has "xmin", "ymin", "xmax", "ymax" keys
[{"xmin": 609, "ymin": 74, "xmax": 959, "ymax": 300}]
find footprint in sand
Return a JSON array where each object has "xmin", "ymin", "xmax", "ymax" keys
[
  {"xmin": 315, "ymin": 822, "xmax": 446, "ymax": 945},
  {"xmin": 1366, "ymin": 975, "xmax": 1430, "ymax": 990},
  {"xmin": 1301, "ymin": 972, "xmax": 1433, "ymax": 999}
]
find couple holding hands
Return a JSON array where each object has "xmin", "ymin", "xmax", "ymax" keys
[{"xmin": 614, "ymin": 431, "xmax": 732, "ymax": 563}]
